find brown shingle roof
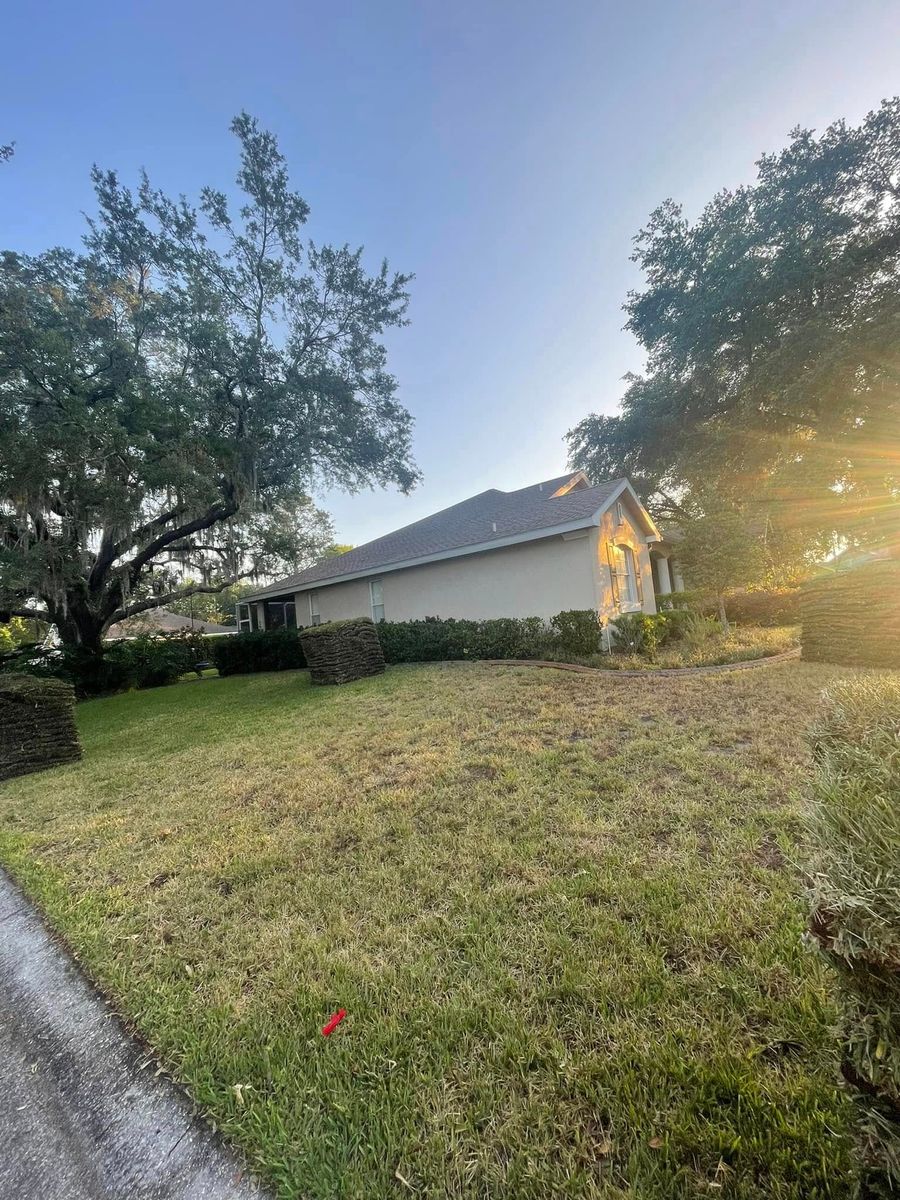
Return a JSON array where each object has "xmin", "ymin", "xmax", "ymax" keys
[{"xmin": 247, "ymin": 473, "xmax": 629, "ymax": 600}]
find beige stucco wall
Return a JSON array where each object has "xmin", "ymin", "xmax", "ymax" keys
[
  {"xmin": 303, "ymin": 531, "xmax": 598, "ymax": 624},
  {"xmin": 284, "ymin": 492, "xmax": 657, "ymax": 626}
]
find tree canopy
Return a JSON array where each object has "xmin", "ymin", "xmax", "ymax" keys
[
  {"xmin": 568, "ymin": 99, "xmax": 900, "ymax": 559},
  {"xmin": 0, "ymin": 114, "xmax": 418, "ymax": 649}
]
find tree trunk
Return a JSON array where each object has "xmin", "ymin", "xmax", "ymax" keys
[
  {"xmin": 46, "ymin": 601, "xmax": 107, "ymax": 654},
  {"xmin": 717, "ymin": 593, "xmax": 730, "ymax": 633}
]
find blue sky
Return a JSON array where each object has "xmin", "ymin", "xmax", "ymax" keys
[{"xmin": 3, "ymin": 0, "xmax": 899, "ymax": 546}]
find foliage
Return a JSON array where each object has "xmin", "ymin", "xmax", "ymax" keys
[
  {"xmin": 209, "ymin": 629, "xmax": 306, "ymax": 676},
  {"xmin": 168, "ymin": 581, "xmax": 259, "ymax": 627},
  {"xmin": 801, "ymin": 561, "xmax": 900, "ymax": 668},
  {"xmin": 657, "ymin": 587, "xmax": 802, "ymax": 627},
  {"xmin": 568, "ymin": 99, "xmax": 900, "ymax": 552},
  {"xmin": 0, "ymin": 633, "xmax": 204, "ymax": 696},
  {"xmin": 0, "ymin": 614, "xmax": 41, "ymax": 650},
  {"xmin": 376, "ymin": 616, "xmax": 548, "ymax": 663},
  {"xmin": 610, "ymin": 612, "xmax": 663, "ymax": 656},
  {"xmin": 548, "ymin": 609, "xmax": 603, "ymax": 658},
  {"xmin": 0, "ymin": 113, "xmax": 417, "ymax": 650},
  {"xmin": 0, "ymin": 662, "xmax": 857, "ymax": 1196},
  {"xmin": 672, "ymin": 497, "xmax": 767, "ymax": 629},
  {"xmin": 806, "ymin": 677, "xmax": 900, "ymax": 1191},
  {"xmin": 593, "ymin": 623, "xmax": 797, "ymax": 670}
]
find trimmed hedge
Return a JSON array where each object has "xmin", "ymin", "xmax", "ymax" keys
[
  {"xmin": 801, "ymin": 562, "xmax": 900, "ymax": 667},
  {"xmin": 208, "ymin": 628, "xmax": 306, "ymax": 676},
  {"xmin": 300, "ymin": 618, "xmax": 385, "ymax": 685},
  {"xmin": 0, "ymin": 674, "xmax": 81, "ymax": 780},
  {"xmin": 806, "ymin": 677, "xmax": 900, "ymax": 1190},
  {"xmin": 376, "ymin": 616, "xmax": 548, "ymax": 664}
]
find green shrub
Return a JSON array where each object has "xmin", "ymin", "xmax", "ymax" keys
[
  {"xmin": 801, "ymin": 562, "xmax": 900, "ymax": 668},
  {"xmin": 376, "ymin": 616, "xmax": 547, "ymax": 664},
  {"xmin": 549, "ymin": 610, "xmax": 603, "ymax": 658},
  {"xmin": 721, "ymin": 587, "xmax": 801, "ymax": 627},
  {"xmin": 0, "ymin": 633, "xmax": 208, "ymax": 696},
  {"xmin": 655, "ymin": 589, "xmax": 706, "ymax": 612},
  {"xmin": 657, "ymin": 587, "xmax": 801, "ymax": 626},
  {"xmin": 611, "ymin": 612, "xmax": 664, "ymax": 656},
  {"xmin": 806, "ymin": 677, "xmax": 900, "ymax": 1190},
  {"xmin": 209, "ymin": 628, "xmax": 306, "ymax": 676}
]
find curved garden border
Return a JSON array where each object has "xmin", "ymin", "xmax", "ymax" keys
[{"xmin": 483, "ymin": 646, "xmax": 801, "ymax": 679}]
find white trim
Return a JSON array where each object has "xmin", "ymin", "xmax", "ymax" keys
[
  {"xmin": 245, "ymin": 481, "xmax": 662, "ymax": 600},
  {"xmin": 369, "ymin": 577, "xmax": 385, "ymax": 622}
]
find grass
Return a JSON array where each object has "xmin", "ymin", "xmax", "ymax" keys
[
  {"xmin": 584, "ymin": 624, "xmax": 799, "ymax": 671},
  {"xmin": 0, "ymin": 660, "xmax": 866, "ymax": 1197}
]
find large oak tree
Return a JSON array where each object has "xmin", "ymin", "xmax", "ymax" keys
[
  {"xmin": 568, "ymin": 99, "xmax": 900, "ymax": 559},
  {"xmin": 0, "ymin": 115, "xmax": 418, "ymax": 649}
]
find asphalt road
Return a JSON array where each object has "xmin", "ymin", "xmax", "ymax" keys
[{"xmin": 0, "ymin": 868, "xmax": 267, "ymax": 1200}]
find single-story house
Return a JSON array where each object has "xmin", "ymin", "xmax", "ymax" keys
[
  {"xmin": 240, "ymin": 472, "xmax": 685, "ymax": 632},
  {"xmin": 105, "ymin": 608, "xmax": 235, "ymax": 640}
]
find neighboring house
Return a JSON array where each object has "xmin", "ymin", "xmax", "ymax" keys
[
  {"xmin": 240, "ymin": 472, "xmax": 685, "ymax": 631},
  {"xmin": 105, "ymin": 608, "xmax": 235, "ymax": 640}
]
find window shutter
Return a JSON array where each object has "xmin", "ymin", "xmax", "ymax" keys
[
  {"xmin": 634, "ymin": 548, "xmax": 644, "ymax": 604},
  {"xmin": 606, "ymin": 542, "xmax": 620, "ymax": 607}
]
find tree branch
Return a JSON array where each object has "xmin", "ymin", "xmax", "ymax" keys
[{"xmin": 107, "ymin": 573, "xmax": 254, "ymax": 625}]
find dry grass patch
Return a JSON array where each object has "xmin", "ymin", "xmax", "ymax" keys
[{"xmin": 0, "ymin": 660, "xmax": 869, "ymax": 1197}]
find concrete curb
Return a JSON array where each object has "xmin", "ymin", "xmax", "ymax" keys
[{"xmin": 0, "ymin": 868, "xmax": 269, "ymax": 1200}]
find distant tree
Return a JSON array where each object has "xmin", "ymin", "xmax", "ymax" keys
[
  {"xmin": 320, "ymin": 542, "xmax": 354, "ymax": 558},
  {"xmin": 0, "ymin": 144, "xmax": 13, "ymax": 164},
  {"xmin": 0, "ymin": 115, "xmax": 417, "ymax": 650},
  {"xmin": 675, "ymin": 496, "xmax": 766, "ymax": 630},
  {"xmin": 569, "ymin": 99, "xmax": 900, "ymax": 553}
]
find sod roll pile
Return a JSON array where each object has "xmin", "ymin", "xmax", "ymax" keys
[
  {"xmin": 299, "ymin": 618, "xmax": 386, "ymax": 685},
  {"xmin": 0, "ymin": 673, "xmax": 81, "ymax": 781},
  {"xmin": 800, "ymin": 561, "xmax": 900, "ymax": 668},
  {"xmin": 806, "ymin": 677, "xmax": 900, "ymax": 1189}
]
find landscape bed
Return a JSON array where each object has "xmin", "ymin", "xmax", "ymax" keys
[{"xmin": 0, "ymin": 661, "xmax": 871, "ymax": 1197}]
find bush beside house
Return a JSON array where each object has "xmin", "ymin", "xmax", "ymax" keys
[
  {"xmin": 806, "ymin": 677, "xmax": 900, "ymax": 1191},
  {"xmin": 801, "ymin": 562, "xmax": 900, "ymax": 668},
  {"xmin": 209, "ymin": 629, "xmax": 306, "ymax": 676}
]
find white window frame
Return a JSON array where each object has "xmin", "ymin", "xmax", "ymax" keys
[
  {"xmin": 612, "ymin": 544, "xmax": 640, "ymax": 611},
  {"xmin": 369, "ymin": 578, "xmax": 385, "ymax": 623},
  {"xmin": 237, "ymin": 602, "xmax": 252, "ymax": 634},
  {"xmin": 308, "ymin": 591, "xmax": 321, "ymax": 626},
  {"xmin": 615, "ymin": 500, "xmax": 625, "ymax": 526}
]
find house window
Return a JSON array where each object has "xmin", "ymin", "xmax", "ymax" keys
[
  {"xmin": 264, "ymin": 599, "xmax": 297, "ymax": 630},
  {"xmin": 370, "ymin": 578, "xmax": 385, "ymax": 623},
  {"xmin": 237, "ymin": 602, "xmax": 252, "ymax": 634},
  {"xmin": 611, "ymin": 544, "xmax": 640, "ymax": 609},
  {"xmin": 308, "ymin": 591, "xmax": 321, "ymax": 626},
  {"xmin": 615, "ymin": 500, "xmax": 625, "ymax": 526}
]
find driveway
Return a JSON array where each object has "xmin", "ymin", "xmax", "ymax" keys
[{"xmin": 0, "ymin": 869, "xmax": 267, "ymax": 1200}]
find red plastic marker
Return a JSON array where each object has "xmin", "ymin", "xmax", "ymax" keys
[{"xmin": 321, "ymin": 1009, "xmax": 347, "ymax": 1036}]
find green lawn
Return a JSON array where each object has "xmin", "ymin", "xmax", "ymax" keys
[{"xmin": 0, "ymin": 661, "xmax": 863, "ymax": 1197}]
